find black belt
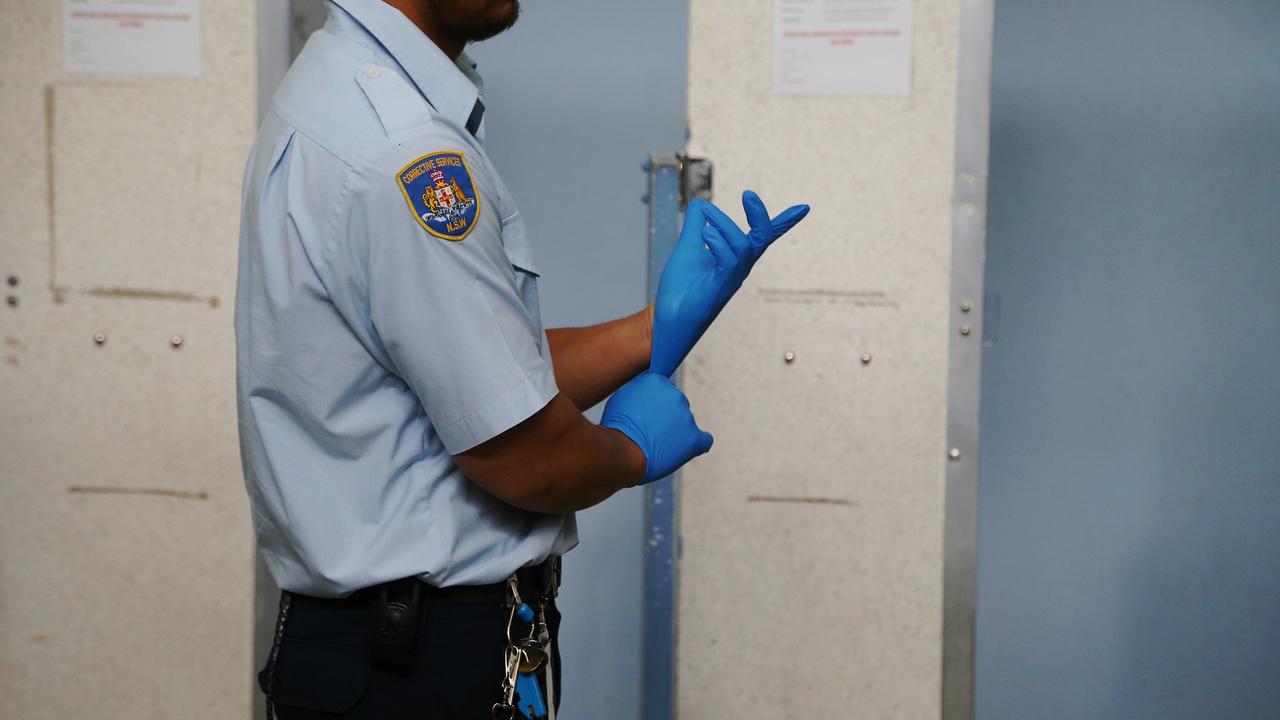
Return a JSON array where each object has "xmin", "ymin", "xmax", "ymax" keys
[
  {"xmin": 426, "ymin": 555, "xmax": 561, "ymax": 605},
  {"xmin": 272, "ymin": 555, "xmax": 561, "ymax": 678},
  {"xmin": 288, "ymin": 555, "xmax": 561, "ymax": 609}
]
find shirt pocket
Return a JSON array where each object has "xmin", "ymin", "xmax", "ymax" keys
[{"xmin": 501, "ymin": 212, "xmax": 543, "ymax": 337}]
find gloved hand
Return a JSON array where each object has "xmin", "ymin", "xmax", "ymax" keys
[
  {"xmin": 600, "ymin": 372, "xmax": 714, "ymax": 485},
  {"xmin": 650, "ymin": 191, "xmax": 810, "ymax": 376}
]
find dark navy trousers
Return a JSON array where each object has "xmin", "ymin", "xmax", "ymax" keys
[{"xmin": 260, "ymin": 590, "xmax": 562, "ymax": 719}]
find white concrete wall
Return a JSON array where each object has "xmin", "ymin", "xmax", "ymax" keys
[
  {"xmin": 679, "ymin": 0, "xmax": 961, "ymax": 716},
  {"xmin": 0, "ymin": 2, "xmax": 258, "ymax": 718}
]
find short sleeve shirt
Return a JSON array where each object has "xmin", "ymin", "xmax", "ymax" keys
[{"xmin": 235, "ymin": 0, "xmax": 577, "ymax": 596}]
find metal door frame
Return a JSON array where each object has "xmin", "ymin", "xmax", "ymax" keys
[
  {"xmin": 942, "ymin": 1, "xmax": 996, "ymax": 719},
  {"xmin": 641, "ymin": 156, "xmax": 689, "ymax": 720}
]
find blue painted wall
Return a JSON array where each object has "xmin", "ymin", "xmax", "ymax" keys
[
  {"xmin": 977, "ymin": 2, "xmax": 1280, "ymax": 719},
  {"xmin": 468, "ymin": 3, "xmax": 688, "ymax": 718}
]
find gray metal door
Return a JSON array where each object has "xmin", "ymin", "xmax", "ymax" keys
[{"xmin": 977, "ymin": 2, "xmax": 1280, "ymax": 718}]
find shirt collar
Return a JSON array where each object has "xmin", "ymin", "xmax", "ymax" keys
[{"xmin": 329, "ymin": 0, "xmax": 482, "ymax": 131}]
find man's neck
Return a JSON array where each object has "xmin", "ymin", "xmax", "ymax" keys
[{"xmin": 382, "ymin": 1, "xmax": 465, "ymax": 60}]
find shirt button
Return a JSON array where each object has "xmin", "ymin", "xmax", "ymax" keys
[{"xmin": 366, "ymin": 67, "xmax": 381, "ymax": 79}]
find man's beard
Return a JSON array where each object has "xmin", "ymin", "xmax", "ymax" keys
[{"xmin": 431, "ymin": 0, "xmax": 521, "ymax": 43}]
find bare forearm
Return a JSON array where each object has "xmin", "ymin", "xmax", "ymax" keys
[
  {"xmin": 514, "ymin": 415, "xmax": 644, "ymax": 513},
  {"xmin": 546, "ymin": 305, "xmax": 653, "ymax": 409},
  {"xmin": 456, "ymin": 394, "xmax": 646, "ymax": 514}
]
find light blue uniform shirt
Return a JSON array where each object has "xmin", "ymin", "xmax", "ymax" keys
[{"xmin": 236, "ymin": 0, "xmax": 577, "ymax": 597}]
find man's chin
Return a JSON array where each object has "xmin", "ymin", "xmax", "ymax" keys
[
  {"xmin": 472, "ymin": 18, "xmax": 518, "ymax": 41},
  {"xmin": 480, "ymin": 0, "xmax": 520, "ymax": 39}
]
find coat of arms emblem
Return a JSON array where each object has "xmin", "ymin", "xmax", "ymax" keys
[{"xmin": 396, "ymin": 151, "xmax": 481, "ymax": 241}]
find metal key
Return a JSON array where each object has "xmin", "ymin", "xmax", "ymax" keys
[
  {"xmin": 492, "ymin": 645, "xmax": 522, "ymax": 719},
  {"xmin": 505, "ymin": 645, "xmax": 523, "ymax": 694},
  {"xmin": 494, "ymin": 578, "xmax": 529, "ymax": 720},
  {"xmin": 534, "ymin": 609, "xmax": 550, "ymax": 649},
  {"xmin": 535, "ymin": 603, "xmax": 555, "ymax": 720}
]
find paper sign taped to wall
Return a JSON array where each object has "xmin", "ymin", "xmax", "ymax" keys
[
  {"xmin": 63, "ymin": 0, "xmax": 202, "ymax": 77},
  {"xmin": 774, "ymin": 0, "xmax": 913, "ymax": 96}
]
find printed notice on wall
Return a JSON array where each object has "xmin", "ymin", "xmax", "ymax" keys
[
  {"xmin": 64, "ymin": 0, "xmax": 202, "ymax": 77},
  {"xmin": 774, "ymin": 0, "xmax": 912, "ymax": 96}
]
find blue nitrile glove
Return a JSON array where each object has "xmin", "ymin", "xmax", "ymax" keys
[
  {"xmin": 600, "ymin": 372, "xmax": 714, "ymax": 485},
  {"xmin": 650, "ymin": 191, "xmax": 810, "ymax": 376}
]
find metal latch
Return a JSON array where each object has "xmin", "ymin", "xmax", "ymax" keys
[{"xmin": 677, "ymin": 153, "xmax": 712, "ymax": 208}]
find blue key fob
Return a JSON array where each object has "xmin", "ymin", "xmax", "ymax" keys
[
  {"xmin": 516, "ymin": 603, "xmax": 535, "ymax": 624},
  {"xmin": 515, "ymin": 672, "xmax": 547, "ymax": 719}
]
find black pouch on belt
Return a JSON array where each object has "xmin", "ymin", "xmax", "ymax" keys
[{"xmin": 368, "ymin": 578, "xmax": 428, "ymax": 667}]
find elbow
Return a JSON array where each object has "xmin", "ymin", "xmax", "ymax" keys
[
  {"xmin": 499, "ymin": 472, "xmax": 574, "ymax": 514},
  {"xmin": 479, "ymin": 466, "xmax": 574, "ymax": 514}
]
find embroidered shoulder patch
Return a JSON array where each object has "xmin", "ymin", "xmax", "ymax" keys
[{"xmin": 397, "ymin": 151, "xmax": 481, "ymax": 241}]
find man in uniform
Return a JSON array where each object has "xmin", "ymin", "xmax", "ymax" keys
[{"xmin": 236, "ymin": 0, "xmax": 809, "ymax": 717}]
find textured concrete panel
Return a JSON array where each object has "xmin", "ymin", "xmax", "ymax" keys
[
  {"xmin": 0, "ymin": 1, "xmax": 258, "ymax": 718},
  {"xmin": 51, "ymin": 82, "xmax": 243, "ymax": 296},
  {"xmin": 678, "ymin": 0, "xmax": 960, "ymax": 717}
]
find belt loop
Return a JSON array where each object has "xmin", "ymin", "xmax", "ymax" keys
[{"xmin": 539, "ymin": 556, "xmax": 560, "ymax": 601}]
